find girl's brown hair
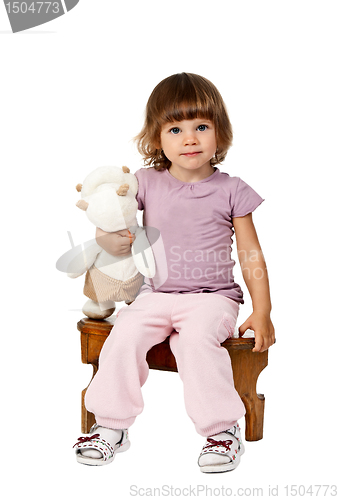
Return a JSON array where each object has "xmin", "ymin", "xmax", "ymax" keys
[{"xmin": 135, "ymin": 73, "xmax": 233, "ymax": 170}]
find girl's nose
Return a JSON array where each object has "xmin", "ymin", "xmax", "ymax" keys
[{"xmin": 183, "ymin": 134, "xmax": 198, "ymax": 145}]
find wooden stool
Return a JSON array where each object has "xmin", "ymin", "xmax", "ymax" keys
[{"xmin": 78, "ymin": 317, "xmax": 268, "ymax": 441}]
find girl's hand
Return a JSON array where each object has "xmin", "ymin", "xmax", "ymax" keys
[
  {"xmin": 96, "ymin": 227, "xmax": 135, "ymax": 256},
  {"xmin": 238, "ymin": 312, "xmax": 275, "ymax": 353}
]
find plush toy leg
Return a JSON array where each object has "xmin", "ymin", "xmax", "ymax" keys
[{"xmin": 82, "ymin": 299, "xmax": 115, "ymax": 319}]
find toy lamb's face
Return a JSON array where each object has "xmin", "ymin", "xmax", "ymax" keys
[{"xmin": 76, "ymin": 166, "xmax": 139, "ymax": 233}]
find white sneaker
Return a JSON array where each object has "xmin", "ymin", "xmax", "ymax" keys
[{"xmin": 198, "ymin": 423, "xmax": 245, "ymax": 473}]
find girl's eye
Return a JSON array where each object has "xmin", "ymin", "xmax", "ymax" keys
[
  {"xmin": 170, "ymin": 127, "xmax": 181, "ymax": 134},
  {"xmin": 197, "ymin": 124, "xmax": 208, "ymax": 131}
]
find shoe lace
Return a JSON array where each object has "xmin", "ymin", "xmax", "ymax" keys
[
  {"xmin": 73, "ymin": 433, "xmax": 100, "ymax": 448},
  {"xmin": 204, "ymin": 438, "xmax": 233, "ymax": 451}
]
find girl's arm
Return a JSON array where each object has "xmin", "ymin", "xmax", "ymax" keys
[{"xmin": 233, "ymin": 213, "xmax": 275, "ymax": 352}]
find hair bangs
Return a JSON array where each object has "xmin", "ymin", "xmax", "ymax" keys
[
  {"xmin": 156, "ymin": 76, "xmax": 215, "ymax": 126},
  {"xmin": 159, "ymin": 95, "xmax": 215, "ymax": 126}
]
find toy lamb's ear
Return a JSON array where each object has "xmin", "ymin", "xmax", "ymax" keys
[
  {"xmin": 117, "ymin": 183, "xmax": 129, "ymax": 196},
  {"xmin": 122, "ymin": 166, "xmax": 130, "ymax": 173},
  {"xmin": 76, "ymin": 199, "xmax": 89, "ymax": 211},
  {"xmin": 76, "ymin": 183, "xmax": 82, "ymax": 192}
]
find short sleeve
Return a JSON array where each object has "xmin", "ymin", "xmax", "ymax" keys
[
  {"xmin": 134, "ymin": 168, "xmax": 145, "ymax": 211},
  {"xmin": 231, "ymin": 177, "xmax": 264, "ymax": 218}
]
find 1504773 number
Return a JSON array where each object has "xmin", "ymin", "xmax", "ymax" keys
[
  {"xmin": 5, "ymin": 2, "xmax": 61, "ymax": 14},
  {"xmin": 284, "ymin": 485, "xmax": 338, "ymax": 496}
]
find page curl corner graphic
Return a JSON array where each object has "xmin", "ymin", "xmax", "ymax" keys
[{"xmin": 3, "ymin": 0, "xmax": 80, "ymax": 33}]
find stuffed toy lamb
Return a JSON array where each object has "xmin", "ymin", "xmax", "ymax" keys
[{"xmin": 68, "ymin": 165, "xmax": 155, "ymax": 319}]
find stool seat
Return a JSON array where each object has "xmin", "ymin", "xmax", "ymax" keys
[{"xmin": 77, "ymin": 316, "xmax": 268, "ymax": 441}]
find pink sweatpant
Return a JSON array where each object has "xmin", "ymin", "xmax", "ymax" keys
[{"xmin": 85, "ymin": 292, "xmax": 246, "ymax": 437}]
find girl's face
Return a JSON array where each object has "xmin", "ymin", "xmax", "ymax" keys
[{"xmin": 160, "ymin": 118, "xmax": 217, "ymax": 180}]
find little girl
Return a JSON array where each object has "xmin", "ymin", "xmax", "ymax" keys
[{"xmin": 73, "ymin": 73, "xmax": 275, "ymax": 472}]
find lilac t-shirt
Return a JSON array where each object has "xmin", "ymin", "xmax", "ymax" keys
[{"xmin": 135, "ymin": 167, "xmax": 264, "ymax": 304}]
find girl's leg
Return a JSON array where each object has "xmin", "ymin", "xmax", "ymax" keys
[
  {"xmin": 169, "ymin": 293, "xmax": 245, "ymax": 437},
  {"xmin": 85, "ymin": 292, "xmax": 175, "ymax": 429}
]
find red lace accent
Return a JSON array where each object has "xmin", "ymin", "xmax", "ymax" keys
[
  {"xmin": 73, "ymin": 434, "xmax": 100, "ymax": 448},
  {"xmin": 204, "ymin": 438, "xmax": 233, "ymax": 451}
]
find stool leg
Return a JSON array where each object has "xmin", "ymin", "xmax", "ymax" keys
[
  {"xmin": 81, "ymin": 388, "xmax": 96, "ymax": 434},
  {"xmin": 229, "ymin": 348, "xmax": 268, "ymax": 441},
  {"xmin": 242, "ymin": 393, "xmax": 265, "ymax": 441},
  {"xmin": 81, "ymin": 363, "xmax": 97, "ymax": 434}
]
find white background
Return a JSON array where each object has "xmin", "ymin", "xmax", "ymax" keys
[{"xmin": 1, "ymin": 1, "xmax": 338, "ymax": 498}]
